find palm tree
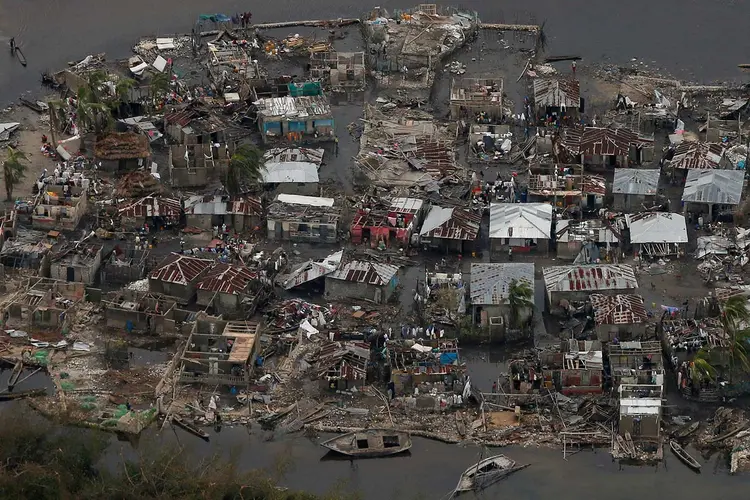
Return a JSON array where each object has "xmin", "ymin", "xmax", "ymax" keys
[
  {"xmin": 692, "ymin": 348, "xmax": 718, "ymax": 385},
  {"xmin": 720, "ymin": 295, "xmax": 750, "ymax": 381},
  {"xmin": 113, "ymin": 77, "xmax": 136, "ymax": 116},
  {"xmin": 76, "ymin": 86, "xmax": 113, "ymax": 139},
  {"xmin": 149, "ymin": 71, "xmax": 171, "ymax": 110},
  {"xmin": 226, "ymin": 144, "xmax": 264, "ymax": 195},
  {"xmin": 507, "ymin": 279, "xmax": 533, "ymax": 328},
  {"xmin": 3, "ymin": 147, "xmax": 28, "ymax": 201}
]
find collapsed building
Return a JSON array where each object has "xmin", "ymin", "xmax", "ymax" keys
[
  {"xmin": 267, "ymin": 194, "xmax": 340, "ymax": 243},
  {"xmin": 49, "ymin": 243, "xmax": 103, "ymax": 285},
  {"xmin": 351, "ymin": 197, "xmax": 425, "ymax": 249},
  {"xmin": 5, "ymin": 277, "xmax": 85, "ymax": 330}
]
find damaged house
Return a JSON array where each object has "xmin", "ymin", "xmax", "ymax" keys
[
  {"xmin": 315, "ymin": 341, "xmax": 370, "ymax": 391},
  {"xmin": 180, "ymin": 316, "xmax": 261, "ymax": 386},
  {"xmin": 526, "ymin": 171, "xmax": 606, "ymax": 211},
  {"xmin": 325, "ymin": 261, "xmax": 399, "ymax": 304},
  {"xmin": 49, "ymin": 243, "xmax": 103, "ymax": 285},
  {"xmin": 532, "ymin": 77, "xmax": 581, "ymax": 119},
  {"xmin": 560, "ymin": 127, "xmax": 652, "ymax": 168},
  {"xmin": 469, "ymin": 263, "xmax": 534, "ymax": 340},
  {"xmin": 626, "ymin": 212, "xmax": 688, "ymax": 258},
  {"xmin": 668, "ymin": 141, "xmax": 728, "ymax": 171},
  {"xmin": 32, "ymin": 185, "xmax": 87, "ymax": 231},
  {"xmin": 543, "ymin": 264, "xmax": 638, "ymax": 309},
  {"xmin": 609, "ymin": 341, "xmax": 664, "ymax": 388},
  {"xmin": 540, "ymin": 339, "xmax": 604, "ymax": 395},
  {"xmin": 555, "ymin": 219, "xmax": 619, "ymax": 262},
  {"xmin": 309, "ymin": 50, "xmax": 366, "ymax": 96},
  {"xmin": 351, "ymin": 197, "xmax": 425, "ymax": 249},
  {"xmin": 100, "ymin": 245, "xmax": 149, "ymax": 285},
  {"xmin": 254, "ymin": 87, "xmax": 335, "ymax": 144},
  {"xmin": 419, "ymin": 206, "xmax": 481, "ymax": 254},
  {"xmin": 449, "ymin": 77, "xmax": 503, "ymax": 121},
  {"xmin": 617, "ymin": 384, "xmax": 663, "ymax": 444},
  {"xmin": 103, "ymin": 290, "xmax": 181, "ymax": 334},
  {"xmin": 164, "ymin": 105, "xmax": 238, "ymax": 145},
  {"xmin": 388, "ymin": 338, "xmax": 464, "ymax": 394},
  {"xmin": 0, "ymin": 229, "xmax": 54, "ymax": 270},
  {"xmin": 148, "ymin": 253, "xmax": 213, "ymax": 304},
  {"xmin": 117, "ymin": 195, "xmax": 183, "ymax": 231},
  {"xmin": 196, "ymin": 263, "xmax": 269, "ymax": 315},
  {"xmin": 589, "ymin": 293, "xmax": 649, "ymax": 342},
  {"xmin": 612, "ymin": 168, "xmax": 661, "ymax": 211},
  {"xmin": 261, "ymin": 147, "xmax": 323, "ymax": 196},
  {"xmin": 93, "ymin": 132, "xmax": 150, "ymax": 171},
  {"xmin": 278, "ymin": 250, "xmax": 343, "ymax": 290},
  {"xmin": 681, "ymin": 168, "xmax": 745, "ymax": 219},
  {"xmin": 5, "ymin": 277, "xmax": 84, "ymax": 330},
  {"xmin": 267, "ymin": 194, "xmax": 340, "ymax": 243},
  {"xmin": 168, "ymin": 143, "xmax": 232, "ymax": 189},
  {"xmin": 489, "ymin": 203, "xmax": 553, "ymax": 255},
  {"xmin": 184, "ymin": 195, "xmax": 263, "ymax": 233}
]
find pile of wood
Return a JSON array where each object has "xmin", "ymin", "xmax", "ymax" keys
[{"xmin": 116, "ymin": 170, "xmax": 164, "ymax": 197}]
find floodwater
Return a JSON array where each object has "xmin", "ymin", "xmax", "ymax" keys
[{"xmin": 1, "ymin": 0, "xmax": 750, "ymax": 497}]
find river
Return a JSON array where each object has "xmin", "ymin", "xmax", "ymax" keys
[{"xmin": 1, "ymin": 1, "xmax": 749, "ymax": 497}]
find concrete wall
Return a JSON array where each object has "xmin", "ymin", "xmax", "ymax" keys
[
  {"xmin": 272, "ymin": 182, "xmax": 319, "ymax": 197},
  {"xmin": 105, "ymin": 307, "xmax": 176, "ymax": 333},
  {"xmin": 619, "ymin": 414, "xmax": 659, "ymax": 439},
  {"xmin": 325, "ymin": 278, "xmax": 393, "ymax": 304},
  {"xmin": 595, "ymin": 322, "xmax": 647, "ymax": 342},
  {"xmin": 149, "ymin": 279, "xmax": 193, "ymax": 304},
  {"xmin": 267, "ymin": 219, "xmax": 337, "ymax": 243},
  {"xmin": 50, "ymin": 254, "xmax": 102, "ymax": 285},
  {"xmin": 490, "ymin": 238, "xmax": 549, "ymax": 257},
  {"xmin": 196, "ymin": 290, "xmax": 241, "ymax": 312}
]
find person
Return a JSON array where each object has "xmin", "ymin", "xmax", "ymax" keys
[
  {"xmin": 508, "ymin": 246, "xmax": 513, "ymax": 261},
  {"xmin": 571, "ymin": 60, "xmax": 576, "ymax": 75},
  {"xmin": 334, "ymin": 136, "xmax": 339, "ymax": 156},
  {"xmin": 9, "ymin": 38, "xmax": 15, "ymax": 52},
  {"xmin": 41, "ymin": 134, "xmax": 48, "ymax": 144}
]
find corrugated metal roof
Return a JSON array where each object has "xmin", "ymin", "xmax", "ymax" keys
[
  {"xmin": 682, "ymin": 169, "xmax": 744, "ymax": 205},
  {"xmin": 556, "ymin": 219, "xmax": 619, "ymax": 243},
  {"xmin": 590, "ymin": 293, "xmax": 648, "ymax": 325},
  {"xmin": 470, "ymin": 263, "xmax": 534, "ymax": 305},
  {"xmin": 261, "ymin": 162, "xmax": 319, "ymax": 184},
  {"xmin": 489, "ymin": 203, "xmax": 552, "ymax": 240},
  {"xmin": 562, "ymin": 127, "xmax": 638, "ymax": 157},
  {"xmin": 196, "ymin": 263, "xmax": 257, "ymax": 294},
  {"xmin": 533, "ymin": 78, "xmax": 580, "ymax": 109},
  {"xmin": 276, "ymin": 194, "xmax": 334, "ymax": 207},
  {"xmin": 255, "ymin": 95, "xmax": 331, "ymax": 119},
  {"xmin": 279, "ymin": 250, "xmax": 343, "ymax": 289},
  {"xmin": 149, "ymin": 253, "xmax": 212, "ymax": 285},
  {"xmin": 543, "ymin": 264, "xmax": 638, "ymax": 294},
  {"xmin": 625, "ymin": 212, "xmax": 688, "ymax": 244},
  {"xmin": 612, "ymin": 168, "xmax": 660, "ymax": 195},
  {"xmin": 420, "ymin": 206, "xmax": 480, "ymax": 241},
  {"xmin": 327, "ymin": 261, "xmax": 398, "ymax": 286},
  {"xmin": 118, "ymin": 196, "xmax": 182, "ymax": 218},
  {"xmin": 390, "ymin": 197, "xmax": 424, "ymax": 214},
  {"xmin": 264, "ymin": 147, "xmax": 324, "ymax": 166},
  {"xmin": 670, "ymin": 142, "xmax": 725, "ymax": 170}
]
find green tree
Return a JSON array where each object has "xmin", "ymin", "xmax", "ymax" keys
[
  {"xmin": 226, "ymin": 144, "xmax": 264, "ymax": 195},
  {"xmin": 720, "ymin": 295, "xmax": 750, "ymax": 380},
  {"xmin": 113, "ymin": 77, "xmax": 137, "ymax": 116},
  {"xmin": 2, "ymin": 146, "xmax": 28, "ymax": 201},
  {"xmin": 691, "ymin": 348, "xmax": 718, "ymax": 384},
  {"xmin": 507, "ymin": 279, "xmax": 533, "ymax": 328}
]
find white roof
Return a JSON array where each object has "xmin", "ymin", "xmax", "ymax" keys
[
  {"xmin": 391, "ymin": 197, "xmax": 424, "ymax": 213},
  {"xmin": 489, "ymin": 203, "xmax": 552, "ymax": 240},
  {"xmin": 620, "ymin": 398, "xmax": 662, "ymax": 416},
  {"xmin": 420, "ymin": 206, "xmax": 453, "ymax": 235},
  {"xmin": 470, "ymin": 263, "xmax": 534, "ymax": 305},
  {"xmin": 261, "ymin": 162, "xmax": 319, "ymax": 184},
  {"xmin": 543, "ymin": 264, "xmax": 638, "ymax": 296},
  {"xmin": 625, "ymin": 213, "xmax": 688, "ymax": 244},
  {"xmin": 276, "ymin": 194, "xmax": 334, "ymax": 207},
  {"xmin": 682, "ymin": 169, "xmax": 744, "ymax": 205},
  {"xmin": 612, "ymin": 168, "xmax": 660, "ymax": 195}
]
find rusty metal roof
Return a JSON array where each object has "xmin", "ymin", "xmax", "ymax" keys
[
  {"xmin": 590, "ymin": 293, "xmax": 648, "ymax": 325},
  {"xmin": 670, "ymin": 142, "xmax": 726, "ymax": 169},
  {"xmin": 164, "ymin": 108, "xmax": 198, "ymax": 127},
  {"xmin": 543, "ymin": 264, "xmax": 638, "ymax": 295},
  {"xmin": 149, "ymin": 253, "xmax": 212, "ymax": 285},
  {"xmin": 562, "ymin": 127, "xmax": 638, "ymax": 157},
  {"xmin": 533, "ymin": 77, "xmax": 580, "ymax": 109},
  {"xmin": 196, "ymin": 263, "xmax": 257, "ymax": 295},
  {"xmin": 118, "ymin": 196, "xmax": 182, "ymax": 218},
  {"xmin": 420, "ymin": 206, "xmax": 480, "ymax": 241},
  {"xmin": 327, "ymin": 261, "xmax": 398, "ymax": 286}
]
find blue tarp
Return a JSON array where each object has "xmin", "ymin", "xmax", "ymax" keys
[{"xmin": 439, "ymin": 352, "xmax": 458, "ymax": 365}]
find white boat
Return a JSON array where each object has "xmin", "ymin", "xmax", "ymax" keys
[{"xmin": 455, "ymin": 454, "xmax": 517, "ymax": 493}]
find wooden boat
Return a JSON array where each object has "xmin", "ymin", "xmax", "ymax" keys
[
  {"xmin": 14, "ymin": 48, "xmax": 27, "ymax": 67},
  {"xmin": 670, "ymin": 441, "xmax": 701, "ymax": 472},
  {"xmin": 0, "ymin": 388, "xmax": 46, "ymax": 401},
  {"xmin": 7, "ymin": 361, "xmax": 23, "ymax": 390},
  {"xmin": 19, "ymin": 97, "xmax": 48, "ymax": 113},
  {"xmin": 455, "ymin": 454, "xmax": 519, "ymax": 493},
  {"xmin": 320, "ymin": 429, "xmax": 412, "ymax": 458},
  {"xmin": 673, "ymin": 421, "xmax": 700, "ymax": 439},
  {"xmin": 171, "ymin": 415, "xmax": 209, "ymax": 441}
]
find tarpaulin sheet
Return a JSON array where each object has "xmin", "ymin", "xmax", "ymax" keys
[{"xmin": 439, "ymin": 352, "xmax": 458, "ymax": 365}]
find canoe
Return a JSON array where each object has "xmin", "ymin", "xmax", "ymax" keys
[
  {"xmin": 19, "ymin": 97, "xmax": 49, "ymax": 113},
  {"xmin": 673, "ymin": 421, "xmax": 700, "ymax": 439},
  {"xmin": 14, "ymin": 48, "xmax": 27, "ymax": 67},
  {"xmin": 670, "ymin": 441, "xmax": 701, "ymax": 472},
  {"xmin": 320, "ymin": 429, "xmax": 412, "ymax": 458},
  {"xmin": 455, "ymin": 454, "xmax": 518, "ymax": 492},
  {"xmin": 171, "ymin": 415, "xmax": 210, "ymax": 441}
]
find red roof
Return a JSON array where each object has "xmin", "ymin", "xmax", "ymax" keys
[
  {"xmin": 562, "ymin": 127, "xmax": 638, "ymax": 157},
  {"xmin": 196, "ymin": 263, "xmax": 257, "ymax": 295},
  {"xmin": 229, "ymin": 196, "xmax": 263, "ymax": 216},
  {"xmin": 149, "ymin": 253, "xmax": 212, "ymax": 285}
]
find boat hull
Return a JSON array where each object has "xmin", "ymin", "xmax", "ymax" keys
[{"xmin": 320, "ymin": 429, "xmax": 412, "ymax": 458}]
